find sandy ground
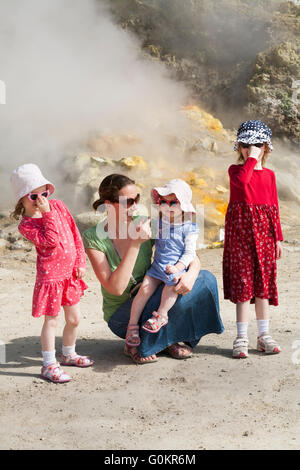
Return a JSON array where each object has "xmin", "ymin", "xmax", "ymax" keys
[{"xmin": 0, "ymin": 217, "xmax": 300, "ymax": 450}]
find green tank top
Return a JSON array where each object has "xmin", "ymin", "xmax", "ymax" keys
[{"xmin": 82, "ymin": 217, "xmax": 154, "ymax": 322}]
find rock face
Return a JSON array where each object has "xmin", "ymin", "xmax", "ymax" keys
[
  {"xmin": 107, "ymin": 0, "xmax": 300, "ymax": 142},
  {"xmin": 246, "ymin": 39, "xmax": 300, "ymax": 143}
]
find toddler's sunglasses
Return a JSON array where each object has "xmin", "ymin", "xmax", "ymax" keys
[
  {"xmin": 112, "ymin": 193, "xmax": 140, "ymax": 207},
  {"xmin": 27, "ymin": 189, "xmax": 50, "ymax": 201},
  {"xmin": 239, "ymin": 142, "xmax": 264, "ymax": 149},
  {"xmin": 158, "ymin": 198, "xmax": 180, "ymax": 207}
]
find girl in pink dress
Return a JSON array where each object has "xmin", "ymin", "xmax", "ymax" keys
[
  {"xmin": 223, "ymin": 120, "xmax": 283, "ymax": 359},
  {"xmin": 11, "ymin": 164, "xmax": 94, "ymax": 383}
]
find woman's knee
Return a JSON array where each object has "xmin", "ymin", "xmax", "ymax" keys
[{"xmin": 197, "ymin": 269, "xmax": 217, "ymax": 288}]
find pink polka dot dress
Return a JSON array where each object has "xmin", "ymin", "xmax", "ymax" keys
[
  {"xmin": 223, "ymin": 157, "xmax": 283, "ymax": 306},
  {"xmin": 18, "ymin": 199, "xmax": 88, "ymax": 317}
]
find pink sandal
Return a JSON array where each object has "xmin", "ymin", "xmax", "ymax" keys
[
  {"xmin": 40, "ymin": 363, "xmax": 72, "ymax": 384},
  {"xmin": 126, "ymin": 324, "xmax": 141, "ymax": 347},
  {"xmin": 60, "ymin": 354, "xmax": 94, "ymax": 368},
  {"xmin": 142, "ymin": 311, "xmax": 168, "ymax": 333}
]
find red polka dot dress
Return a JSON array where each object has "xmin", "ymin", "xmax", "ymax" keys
[
  {"xmin": 18, "ymin": 199, "xmax": 88, "ymax": 317},
  {"xmin": 223, "ymin": 157, "xmax": 283, "ymax": 306}
]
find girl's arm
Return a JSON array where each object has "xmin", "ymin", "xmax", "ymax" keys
[
  {"xmin": 60, "ymin": 201, "xmax": 86, "ymax": 269},
  {"xmin": 173, "ymin": 254, "xmax": 201, "ymax": 296},
  {"xmin": 18, "ymin": 211, "xmax": 59, "ymax": 248},
  {"xmin": 166, "ymin": 231, "xmax": 199, "ymax": 273},
  {"xmin": 86, "ymin": 240, "xmax": 142, "ymax": 296},
  {"xmin": 272, "ymin": 173, "xmax": 283, "ymax": 242},
  {"xmin": 229, "ymin": 157, "xmax": 258, "ymax": 185}
]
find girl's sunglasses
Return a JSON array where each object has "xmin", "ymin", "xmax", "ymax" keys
[
  {"xmin": 27, "ymin": 189, "xmax": 50, "ymax": 201},
  {"xmin": 240, "ymin": 142, "xmax": 264, "ymax": 149},
  {"xmin": 112, "ymin": 193, "xmax": 140, "ymax": 208},
  {"xmin": 158, "ymin": 198, "xmax": 180, "ymax": 207}
]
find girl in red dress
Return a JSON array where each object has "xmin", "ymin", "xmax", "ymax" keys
[
  {"xmin": 223, "ymin": 120, "xmax": 283, "ymax": 358},
  {"xmin": 11, "ymin": 164, "xmax": 94, "ymax": 383}
]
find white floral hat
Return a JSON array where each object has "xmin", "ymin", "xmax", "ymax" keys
[
  {"xmin": 151, "ymin": 178, "xmax": 196, "ymax": 213},
  {"xmin": 11, "ymin": 163, "xmax": 55, "ymax": 203}
]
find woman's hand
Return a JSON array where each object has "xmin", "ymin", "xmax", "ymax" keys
[
  {"xmin": 276, "ymin": 241, "xmax": 283, "ymax": 260},
  {"xmin": 173, "ymin": 270, "xmax": 195, "ymax": 296},
  {"xmin": 36, "ymin": 194, "xmax": 50, "ymax": 213}
]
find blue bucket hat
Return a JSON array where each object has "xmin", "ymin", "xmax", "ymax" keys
[{"xmin": 234, "ymin": 120, "xmax": 273, "ymax": 151}]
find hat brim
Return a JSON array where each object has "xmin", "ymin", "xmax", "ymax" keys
[
  {"xmin": 151, "ymin": 187, "xmax": 196, "ymax": 214},
  {"xmin": 234, "ymin": 133, "xmax": 273, "ymax": 151}
]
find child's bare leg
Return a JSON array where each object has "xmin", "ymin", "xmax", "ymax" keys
[
  {"xmin": 61, "ymin": 303, "xmax": 94, "ymax": 366},
  {"xmin": 63, "ymin": 303, "xmax": 80, "ymax": 348},
  {"xmin": 41, "ymin": 315, "xmax": 59, "ymax": 366},
  {"xmin": 129, "ymin": 276, "xmax": 162, "ymax": 325},
  {"xmin": 236, "ymin": 300, "xmax": 250, "ymax": 337},
  {"xmin": 255, "ymin": 298, "xmax": 269, "ymax": 320},
  {"xmin": 233, "ymin": 301, "xmax": 250, "ymax": 358},
  {"xmin": 255, "ymin": 297, "xmax": 270, "ymax": 336},
  {"xmin": 142, "ymin": 284, "xmax": 178, "ymax": 332},
  {"xmin": 157, "ymin": 284, "xmax": 178, "ymax": 318},
  {"xmin": 126, "ymin": 276, "xmax": 162, "ymax": 346},
  {"xmin": 41, "ymin": 315, "xmax": 59, "ymax": 351}
]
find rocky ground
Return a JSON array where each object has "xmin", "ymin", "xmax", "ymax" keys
[{"xmin": 0, "ymin": 210, "xmax": 299, "ymax": 450}]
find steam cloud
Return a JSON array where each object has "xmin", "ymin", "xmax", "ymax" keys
[{"xmin": 0, "ymin": 0, "xmax": 188, "ymax": 209}]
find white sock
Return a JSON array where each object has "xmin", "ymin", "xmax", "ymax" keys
[
  {"xmin": 62, "ymin": 344, "xmax": 76, "ymax": 357},
  {"xmin": 42, "ymin": 350, "xmax": 56, "ymax": 368},
  {"xmin": 236, "ymin": 322, "xmax": 248, "ymax": 338},
  {"xmin": 257, "ymin": 319, "xmax": 269, "ymax": 337}
]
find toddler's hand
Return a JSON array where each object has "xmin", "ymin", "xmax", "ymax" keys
[
  {"xmin": 36, "ymin": 194, "xmax": 50, "ymax": 213},
  {"xmin": 165, "ymin": 264, "xmax": 179, "ymax": 274},
  {"xmin": 76, "ymin": 267, "xmax": 86, "ymax": 279}
]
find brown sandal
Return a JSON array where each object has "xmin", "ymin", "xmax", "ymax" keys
[
  {"xmin": 123, "ymin": 345, "xmax": 158, "ymax": 364},
  {"xmin": 166, "ymin": 343, "xmax": 192, "ymax": 359}
]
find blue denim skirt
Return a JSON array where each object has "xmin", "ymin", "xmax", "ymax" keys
[{"xmin": 108, "ymin": 269, "xmax": 224, "ymax": 357}]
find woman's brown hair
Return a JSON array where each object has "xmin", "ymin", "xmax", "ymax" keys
[{"xmin": 93, "ymin": 174, "xmax": 135, "ymax": 212}]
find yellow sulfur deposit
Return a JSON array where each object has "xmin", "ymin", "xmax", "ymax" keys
[
  {"xmin": 183, "ymin": 172, "xmax": 208, "ymax": 188},
  {"xmin": 182, "ymin": 105, "xmax": 224, "ymax": 132},
  {"xmin": 119, "ymin": 155, "xmax": 148, "ymax": 170},
  {"xmin": 216, "ymin": 202, "xmax": 228, "ymax": 215}
]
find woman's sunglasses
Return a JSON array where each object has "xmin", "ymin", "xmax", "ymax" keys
[
  {"xmin": 112, "ymin": 193, "xmax": 140, "ymax": 208},
  {"xmin": 27, "ymin": 189, "xmax": 50, "ymax": 201},
  {"xmin": 158, "ymin": 198, "xmax": 180, "ymax": 207},
  {"xmin": 239, "ymin": 142, "xmax": 264, "ymax": 149}
]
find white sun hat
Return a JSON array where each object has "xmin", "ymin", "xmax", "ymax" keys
[
  {"xmin": 151, "ymin": 178, "xmax": 196, "ymax": 213},
  {"xmin": 11, "ymin": 163, "xmax": 55, "ymax": 204}
]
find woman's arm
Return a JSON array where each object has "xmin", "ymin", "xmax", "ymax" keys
[
  {"xmin": 86, "ymin": 217, "xmax": 152, "ymax": 296},
  {"xmin": 173, "ymin": 254, "xmax": 201, "ymax": 296},
  {"xmin": 86, "ymin": 240, "xmax": 144, "ymax": 296}
]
